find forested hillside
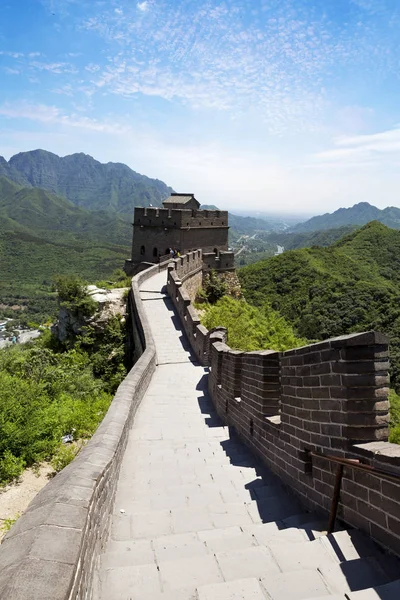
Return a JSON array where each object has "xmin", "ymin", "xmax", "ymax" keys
[
  {"xmin": 261, "ymin": 225, "xmax": 357, "ymax": 251},
  {"xmin": 292, "ymin": 202, "xmax": 400, "ymax": 233},
  {"xmin": 239, "ymin": 221, "xmax": 400, "ymax": 391},
  {"xmin": 0, "ymin": 177, "xmax": 130, "ymax": 320}
]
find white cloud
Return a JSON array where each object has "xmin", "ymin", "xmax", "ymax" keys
[
  {"xmin": 314, "ymin": 126, "xmax": 400, "ymax": 165},
  {"xmin": 0, "ymin": 102, "xmax": 130, "ymax": 134},
  {"xmin": 4, "ymin": 67, "xmax": 20, "ymax": 75},
  {"xmin": 137, "ymin": 1, "xmax": 149, "ymax": 12}
]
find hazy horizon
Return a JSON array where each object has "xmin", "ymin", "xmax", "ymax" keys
[{"xmin": 1, "ymin": 1, "xmax": 400, "ymax": 214}]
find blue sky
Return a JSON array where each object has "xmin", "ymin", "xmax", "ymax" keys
[{"xmin": 1, "ymin": 0, "xmax": 400, "ymax": 213}]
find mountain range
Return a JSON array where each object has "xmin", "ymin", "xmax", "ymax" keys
[
  {"xmin": 239, "ymin": 220, "xmax": 400, "ymax": 398},
  {"xmin": 291, "ymin": 202, "xmax": 400, "ymax": 233},
  {"xmin": 0, "ymin": 149, "xmax": 173, "ymax": 214}
]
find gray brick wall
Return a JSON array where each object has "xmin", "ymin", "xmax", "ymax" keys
[{"xmin": 169, "ymin": 258, "xmax": 400, "ymax": 558}]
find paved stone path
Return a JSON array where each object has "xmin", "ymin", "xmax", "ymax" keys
[{"xmin": 97, "ymin": 270, "xmax": 400, "ymax": 600}]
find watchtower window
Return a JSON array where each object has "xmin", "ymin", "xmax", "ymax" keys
[
  {"xmin": 199, "ymin": 222, "xmax": 201, "ymax": 226},
  {"xmin": 140, "ymin": 245, "xmax": 145, "ymax": 255},
  {"xmin": 211, "ymin": 222, "xmax": 213, "ymax": 225},
  {"xmin": 214, "ymin": 248, "xmax": 219, "ymax": 256},
  {"xmin": 153, "ymin": 247, "xmax": 158, "ymax": 257},
  {"xmin": 149, "ymin": 219, "xmax": 152, "ymax": 224}
]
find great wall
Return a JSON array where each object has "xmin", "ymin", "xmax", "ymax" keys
[{"xmin": 1, "ymin": 197, "xmax": 400, "ymax": 599}]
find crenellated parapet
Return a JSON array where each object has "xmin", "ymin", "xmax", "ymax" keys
[{"xmin": 168, "ymin": 255, "xmax": 400, "ymax": 557}]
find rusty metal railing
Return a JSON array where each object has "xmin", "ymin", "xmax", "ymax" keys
[{"xmin": 307, "ymin": 450, "xmax": 400, "ymax": 534}]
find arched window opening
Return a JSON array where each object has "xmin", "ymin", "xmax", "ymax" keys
[
  {"xmin": 214, "ymin": 248, "xmax": 219, "ymax": 256},
  {"xmin": 153, "ymin": 247, "xmax": 158, "ymax": 257},
  {"xmin": 140, "ymin": 245, "xmax": 145, "ymax": 255}
]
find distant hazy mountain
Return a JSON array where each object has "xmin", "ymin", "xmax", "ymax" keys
[
  {"xmin": 292, "ymin": 202, "xmax": 400, "ymax": 233},
  {"xmin": 1, "ymin": 149, "xmax": 173, "ymax": 214}
]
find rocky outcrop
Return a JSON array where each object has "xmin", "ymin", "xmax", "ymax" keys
[{"xmin": 51, "ymin": 286, "xmax": 127, "ymax": 343}]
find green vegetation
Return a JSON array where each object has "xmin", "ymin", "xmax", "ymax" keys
[
  {"xmin": 389, "ymin": 390, "xmax": 400, "ymax": 444},
  {"xmin": 0, "ymin": 176, "xmax": 131, "ymax": 318},
  {"xmin": 238, "ymin": 221, "xmax": 400, "ymax": 440},
  {"xmin": 259, "ymin": 226, "xmax": 358, "ymax": 251},
  {"xmin": 201, "ymin": 296, "xmax": 307, "ymax": 352},
  {"xmin": 291, "ymin": 201, "xmax": 400, "ymax": 233},
  {"xmin": 50, "ymin": 444, "xmax": 80, "ymax": 473},
  {"xmin": 0, "ymin": 295, "xmax": 126, "ymax": 485},
  {"xmin": 55, "ymin": 275, "xmax": 98, "ymax": 319},
  {"xmin": 1, "ymin": 514, "xmax": 20, "ymax": 534},
  {"xmin": 96, "ymin": 268, "xmax": 133, "ymax": 290},
  {"xmin": 198, "ymin": 270, "xmax": 228, "ymax": 304}
]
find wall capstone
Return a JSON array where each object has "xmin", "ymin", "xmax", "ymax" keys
[{"xmin": 0, "ymin": 262, "xmax": 168, "ymax": 600}]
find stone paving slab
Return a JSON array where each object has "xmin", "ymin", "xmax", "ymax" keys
[
  {"xmin": 318, "ymin": 557, "xmax": 389, "ymax": 595},
  {"xmin": 215, "ymin": 546, "xmax": 280, "ymax": 581},
  {"xmin": 158, "ymin": 554, "xmax": 224, "ymax": 592},
  {"xmin": 260, "ymin": 569, "xmax": 331, "ymax": 600},
  {"xmin": 97, "ymin": 269, "xmax": 400, "ymax": 599},
  {"xmin": 197, "ymin": 578, "xmax": 267, "ymax": 600}
]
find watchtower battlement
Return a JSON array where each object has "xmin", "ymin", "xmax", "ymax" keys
[
  {"xmin": 127, "ymin": 192, "xmax": 234, "ymax": 271},
  {"xmin": 133, "ymin": 207, "xmax": 229, "ymax": 229}
]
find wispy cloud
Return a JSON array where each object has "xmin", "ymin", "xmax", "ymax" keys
[
  {"xmin": 137, "ymin": 2, "xmax": 149, "ymax": 12},
  {"xmin": 0, "ymin": 102, "xmax": 130, "ymax": 134},
  {"xmin": 72, "ymin": 0, "xmax": 400, "ymax": 133},
  {"xmin": 314, "ymin": 126, "xmax": 400, "ymax": 167}
]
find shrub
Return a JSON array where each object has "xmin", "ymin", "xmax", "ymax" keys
[
  {"xmin": 202, "ymin": 296, "xmax": 307, "ymax": 351},
  {"xmin": 54, "ymin": 275, "xmax": 97, "ymax": 317},
  {"xmin": 202, "ymin": 270, "xmax": 227, "ymax": 304},
  {"xmin": 0, "ymin": 451, "xmax": 25, "ymax": 485},
  {"xmin": 50, "ymin": 444, "xmax": 79, "ymax": 473}
]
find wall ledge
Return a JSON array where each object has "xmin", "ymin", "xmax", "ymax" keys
[{"xmin": 0, "ymin": 262, "xmax": 165, "ymax": 600}]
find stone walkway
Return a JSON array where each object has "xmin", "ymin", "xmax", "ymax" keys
[{"xmin": 97, "ymin": 270, "xmax": 400, "ymax": 600}]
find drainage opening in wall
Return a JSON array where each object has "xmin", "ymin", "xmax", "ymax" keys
[{"xmin": 250, "ymin": 418, "xmax": 254, "ymax": 436}]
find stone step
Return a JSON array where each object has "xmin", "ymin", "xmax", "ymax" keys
[
  {"xmin": 320, "ymin": 529, "xmax": 384, "ymax": 563},
  {"xmin": 197, "ymin": 577, "xmax": 267, "ymax": 600},
  {"xmin": 318, "ymin": 556, "xmax": 390, "ymax": 595},
  {"xmin": 346, "ymin": 578, "xmax": 400, "ymax": 599},
  {"xmin": 267, "ymin": 536, "xmax": 340, "ymax": 573},
  {"xmin": 260, "ymin": 568, "xmax": 332, "ymax": 600},
  {"xmin": 282, "ymin": 513, "xmax": 331, "ymax": 540}
]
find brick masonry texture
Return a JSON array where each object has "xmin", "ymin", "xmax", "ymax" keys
[
  {"xmin": 0, "ymin": 262, "xmax": 169, "ymax": 600},
  {"xmin": 130, "ymin": 206, "xmax": 235, "ymax": 271},
  {"xmin": 168, "ymin": 257, "xmax": 400, "ymax": 558}
]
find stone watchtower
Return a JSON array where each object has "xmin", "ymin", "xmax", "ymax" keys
[{"xmin": 125, "ymin": 193, "xmax": 235, "ymax": 273}]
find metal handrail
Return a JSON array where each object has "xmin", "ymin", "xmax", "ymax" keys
[{"xmin": 307, "ymin": 450, "xmax": 400, "ymax": 534}]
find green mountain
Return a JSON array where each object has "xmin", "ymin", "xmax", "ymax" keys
[
  {"xmin": 239, "ymin": 221, "xmax": 400, "ymax": 390},
  {"xmin": 291, "ymin": 202, "xmax": 400, "ymax": 233},
  {"xmin": 2, "ymin": 149, "xmax": 173, "ymax": 214},
  {"xmin": 261, "ymin": 225, "xmax": 358, "ymax": 251},
  {"xmin": 0, "ymin": 177, "xmax": 131, "ymax": 319}
]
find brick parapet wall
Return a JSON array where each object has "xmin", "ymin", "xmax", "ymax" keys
[
  {"xmin": 203, "ymin": 251, "xmax": 235, "ymax": 271},
  {"xmin": 0, "ymin": 262, "xmax": 168, "ymax": 600},
  {"xmin": 167, "ymin": 251, "xmax": 228, "ymax": 366},
  {"xmin": 168, "ymin": 258, "xmax": 400, "ymax": 557},
  {"xmin": 134, "ymin": 206, "xmax": 229, "ymax": 229}
]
